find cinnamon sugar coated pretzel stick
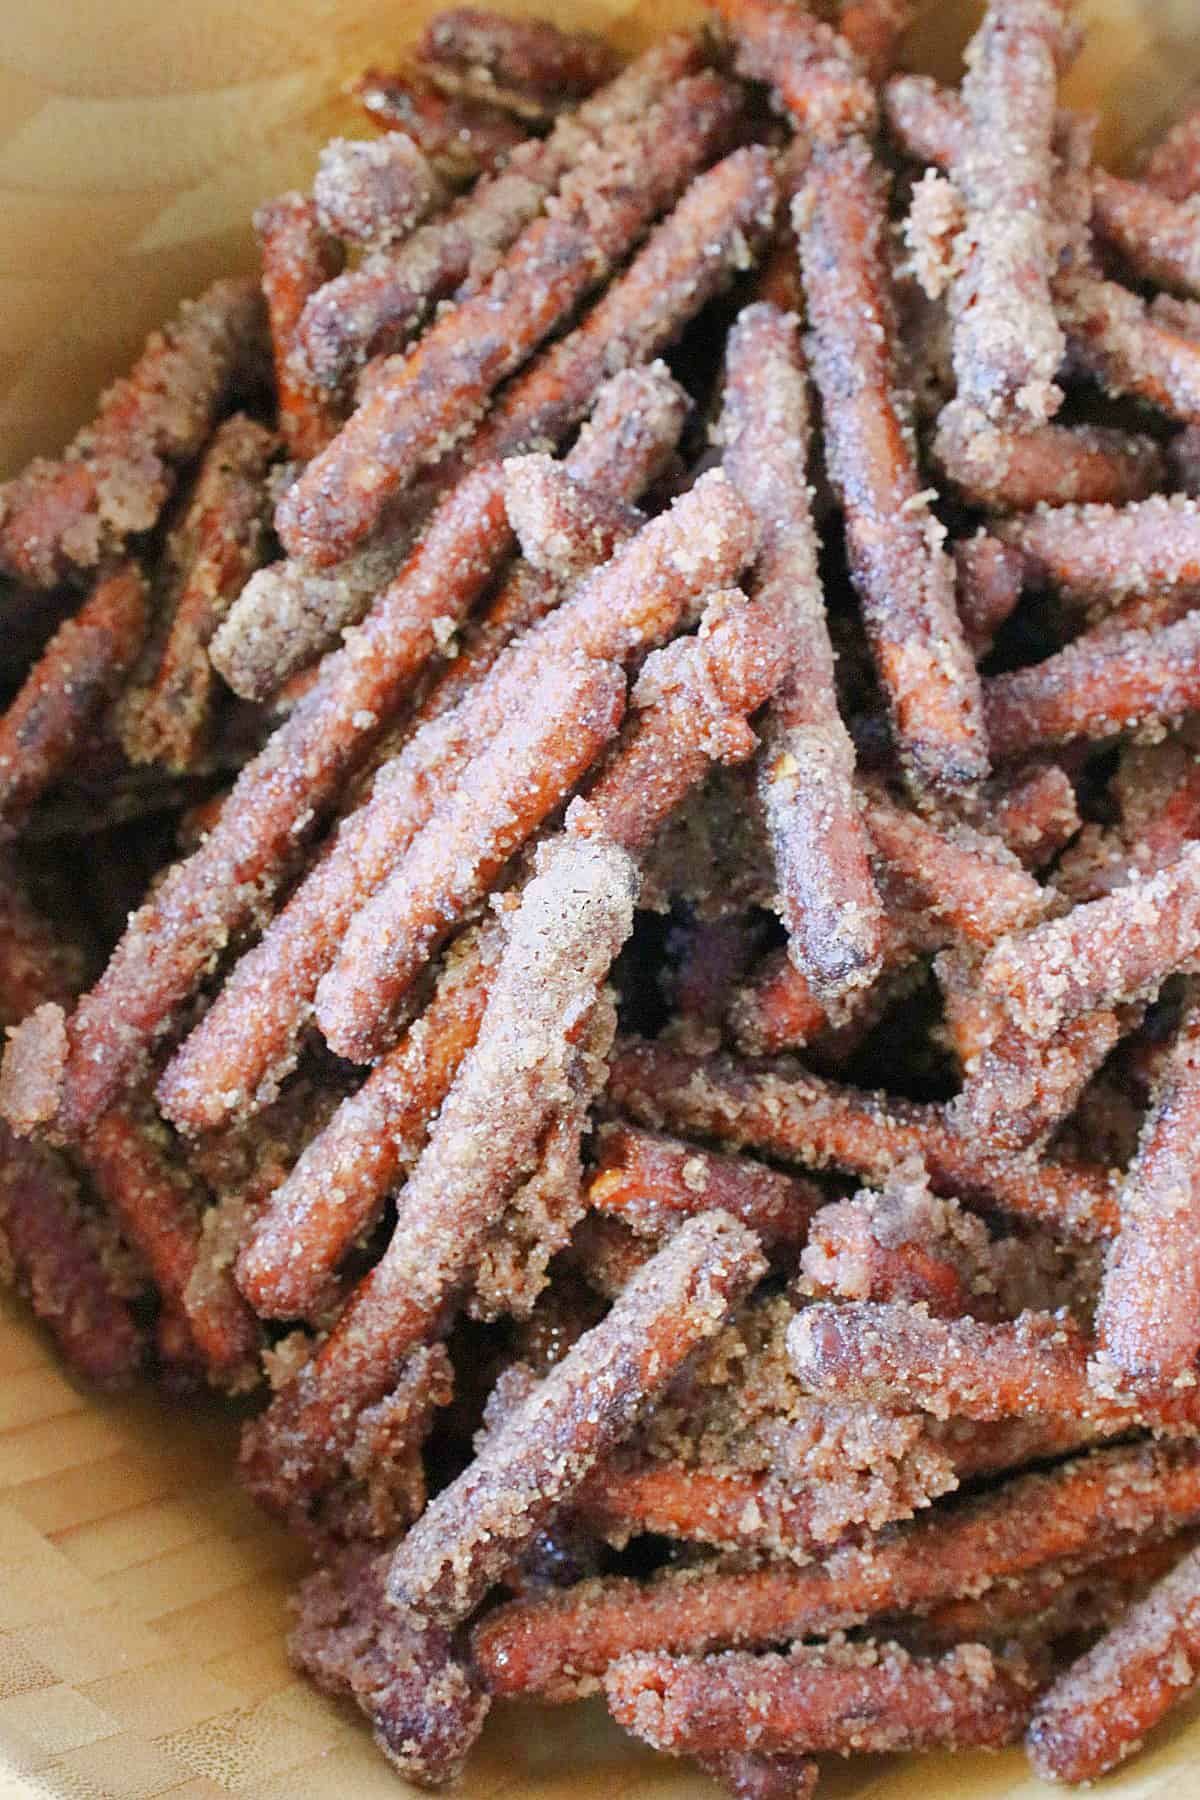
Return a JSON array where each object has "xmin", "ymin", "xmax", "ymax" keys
[
  {"xmin": 351, "ymin": 66, "xmax": 525, "ymax": 182},
  {"xmin": 721, "ymin": 303, "xmax": 884, "ymax": 1004},
  {"xmin": 116, "ymin": 415, "xmax": 276, "ymax": 772},
  {"xmin": 254, "ymin": 195, "xmax": 342, "ymax": 461},
  {"xmin": 606, "ymin": 1639, "xmax": 1043, "ymax": 1756},
  {"xmin": 1096, "ymin": 993, "xmax": 1200, "ymax": 1386},
  {"xmin": 316, "ymin": 653, "xmax": 624, "ymax": 1060},
  {"xmin": 798, "ymin": 137, "xmax": 988, "ymax": 801},
  {"xmin": 418, "ymin": 8, "xmax": 618, "ymax": 103},
  {"xmin": 0, "ymin": 563, "xmax": 148, "ymax": 837},
  {"xmin": 15, "ymin": 5, "xmax": 1200, "ymax": 1792},
  {"xmin": 1028, "ymin": 1544, "xmax": 1200, "ymax": 1781}
]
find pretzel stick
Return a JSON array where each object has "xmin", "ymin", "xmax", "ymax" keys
[
  {"xmin": 798, "ymin": 138, "xmax": 988, "ymax": 802},
  {"xmin": 350, "ymin": 66, "xmax": 527, "ymax": 182},
  {"xmin": 159, "ymin": 469, "xmax": 752, "ymax": 1135},
  {"xmin": 606, "ymin": 1039, "xmax": 1120, "ymax": 1240},
  {"xmin": 387, "ymin": 1211, "xmax": 764, "ymax": 1623},
  {"xmin": 82, "ymin": 1104, "xmax": 259, "ymax": 1391},
  {"xmin": 38, "ymin": 463, "xmax": 510, "ymax": 1136},
  {"xmin": 935, "ymin": 407, "xmax": 1166, "ymax": 511},
  {"xmin": 996, "ymin": 494, "xmax": 1200, "ymax": 607},
  {"xmin": 289, "ymin": 1546, "xmax": 490, "ymax": 1786},
  {"xmin": 254, "ymin": 196, "xmax": 342, "ymax": 461},
  {"xmin": 316, "ymin": 653, "xmax": 624, "ymax": 1060},
  {"xmin": 1090, "ymin": 170, "xmax": 1200, "ymax": 301},
  {"xmin": 1027, "ymin": 1543, "xmax": 1200, "ymax": 1782},
  {"xmin": 721, "ymin": 302, "xmax": 884, "ymax": 1005},
  {"xmin": 712, "ymin": 0, "xmax": 876, "ymax": 145},
  {"xmin": 1062, "ymin": 276, "xmax": 1200, "ymax": 422},
  {"xmin": 944, "ymin": 0, "xmax": 1069, "ymax": 429},
  {"xmin": 951, "ymin": 1006, "xmax": 1124, "ymax": 1152},
  {"xmin": 209, "ymin": 520, "xmax": 419, "ymax": 703},
  {"xmin": 732, "ymin": 771, "xmax": 1065, "ymax": 1057},
  {"xmin": 980, "ymin": 841, "xmax": 1200, "ymax": 1040},
  {"xmin": 574, "ymin": 1461, "xmax": 902, "ymax": 1560},
  {"xmin": 0, "ymin": 278, "xmax": 266, "ymax": 587},
  {"xmin": 568, "ymin": 590, "xmax": 791, "ymax": 856},
  {"xmin": 313, "ymin": 134, "xmax": 442, "ymax": 249},
  {"xmin": 908, "ymin": 1535, "xmax": 1199, "ymax": 1650},
  {"xmin": 986, "ymin": 605, "xmax": 1200, "ymax": 755},
  {"xmin": 0, "ymin": 1124, "xmax": 145, "ymax": 1389},
  {"xmin": 297, "ymin": 38, "xmax": 704, "ymax": 391},
  {"xmin": 987, "ymin": 762, "xmax": 1080, "ymax": 867},
  {"xmin": 787, "ymin": 1300, "xmax": 1200, "ymax": 1433},
  {"xmin": 1096, "ymin": 993, "xmax": 1200, "ymax": 1386},
  {"xmin": 473, "ymin": 1439, "xmax": 1200, "ymax": 1700},
  {"xmin": 239, "ymin": 833, "xmax": 636, "ymax": 1520},
  {"xmin": 1142, "ymin": 99, "xmax": 1200, "ymax": 201},
  {"xmin": 278, "ymin": 71, "xmax": 738, "ymax": 565},
  {"xmin": 472, "ymin": 989, "xmax": 615, "ymax": 1321},
  {"xmin": 0, "ymin": 561, "xmax": 148, "ymax": 840},
  {"xmin": 606, "ymin": 1639, "xmax": 1042, "ymax": 1757},
  {"xmin": 588, "ymin": 1122, "xmax": 821, "ymax": 1248},
  {"xmin": 864, "ymin": 790, "xmax": 1047, "ymax": 942},
  {"xmin": 237, "ymin": 921, "xmax": 502, "ymax": 1319},
  {"xmin": 418, "ymin": 8, "xmax": 618, "ymax": 103},
  {"xmin": 116, "ymin": 417, "xmax": 276, "ymax": 772}
]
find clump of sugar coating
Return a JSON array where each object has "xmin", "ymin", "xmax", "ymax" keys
[{"xmin": 314, "ymin": 134, "xmax": 442, "ymax": 248}]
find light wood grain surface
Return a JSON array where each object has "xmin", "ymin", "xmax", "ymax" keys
[{"xmin": 4, "ymin": 2, "xmax": 1200, "ymax": 1795}]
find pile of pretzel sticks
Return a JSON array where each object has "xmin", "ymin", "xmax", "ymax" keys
[{"xmin": 6, "ymin": 0, "xmax": 1200, "ymax": 1789}]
